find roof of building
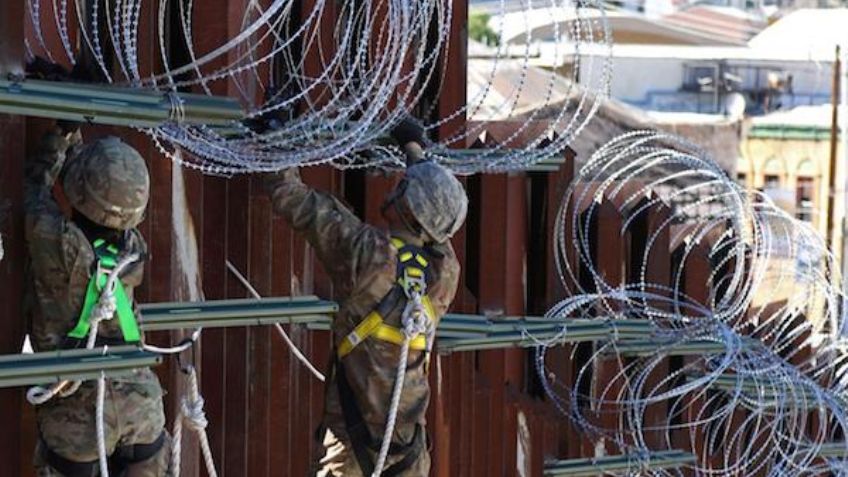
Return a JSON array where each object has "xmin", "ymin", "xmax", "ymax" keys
[
  {"xmin": 466, "ymin": 49, "xmax": 741, "ymax": 171},
  {"xmin": 749, "ymin": 8, "xmax": 848, "ymax": 59},
  {"xmin": 490, "ymin": 7, "xmax": 753, "ymax": 47},
  {"xmin": 467, "ymin": 41, "xmax": 573, "ymax": 119},
  {"xmin": 662, "ymin": 5, "xmax": 767, "ymax": 45},
  {"xmin": 747, "ymin": 104, "xmax": 844, "ymax": 140},
  {"xmin": 491, "ymin": 7, "xmax": 842, "ymax": 65},
  {"xmin": 751, "ymin": 104, "xmax": 838, "ymax": 129}
]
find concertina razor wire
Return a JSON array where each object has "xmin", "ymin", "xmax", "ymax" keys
[
  {"xmin": 27, "ymin": 2, "xmax": 848, "ymax": 474},
  {"xmin": 538, "ymin": 131, "xmax": 848, "ymax": 476},
  {"xmin": 24, "ymin": 0, "xmax": 612, "ymax": 174}
]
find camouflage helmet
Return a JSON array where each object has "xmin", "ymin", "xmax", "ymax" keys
[
  {"xmin": 63, "ymin": 136, "xmax": 149, "ymax": 230},
  {"xmin": 399, "ymin": 161, "xmax": 468, "ymax": 244}
]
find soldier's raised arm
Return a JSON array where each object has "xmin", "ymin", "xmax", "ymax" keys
[
  {"xmin": 265, "ymin": 167, "xmax": 372, "ymax": 288},
  {"xmin": 23, "ymin": 122, "xmax": 80, "ymax": 234}
]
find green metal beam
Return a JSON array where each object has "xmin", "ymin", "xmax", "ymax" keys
[
  {"xmin": 0, "ymin": 79, "xmax": 243, "ymax": 128},
  {"xmin": 816, "ymin": 442, "xmax": 848, "ymax": 459},
  {"xmin": 544, "ymin": 450, "xmax": 696, "ymax": 476},
  {"xmin": 141, "ymin": 298, "xmax": 658, "ymax": 351},
  {"xmin": 139, "ymin": 296, "xmax": 337, "ymax": 331},
  {"xmin": 685, "ymin": 372, "xmax": 833, "ymax": 409},
  {"xmin": 612, "ymin": 339, "xmax": 731, "ymax": 357},
  {"xmin": 442, "ymin": 148, "xmax": 567, "ymax": 173},
  {"xmin": 0, "ymin": 346, "xmax": 161, "ymax": 388},
  {"xmin": 0, "ymin": 80, "xmax": 566, "ymax": 173},
  {"xmin": 437, "ymin": 318, "xmax": 655, "ymax": 353}
]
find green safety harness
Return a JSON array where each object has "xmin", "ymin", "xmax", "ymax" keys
[{"xmin": 67, "ymin": 238, "xmax": 141, "ymax": 343}]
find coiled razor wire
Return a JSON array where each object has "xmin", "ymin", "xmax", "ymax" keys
[
  {"xmin": 531, "ymin": 131, "xmax": 848, "ymax": 476},
  {"xmin": 24, "ymin": 0, "xmax": 611, "ymax": 174}
]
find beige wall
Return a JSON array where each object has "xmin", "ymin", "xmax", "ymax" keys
[
  {"xmin": 741, "ymin": 134, "xmax": 843, "ymax": 330},
  {"xmin": 740, "ymin": 133, "xmax": 844, "ymax": 269}
]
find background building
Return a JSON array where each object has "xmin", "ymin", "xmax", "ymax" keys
[{"xmin": 740, "ymin": 105, "xmax": 846, "ymax": 261}]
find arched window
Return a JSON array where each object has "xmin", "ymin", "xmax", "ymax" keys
[
  {"xmin": 795, "ymin": 159, "xmax": 816, "ymax": 222},
  {"xmin": 762, "ymin": 157, "xmax": 784, "ymax": 191}
]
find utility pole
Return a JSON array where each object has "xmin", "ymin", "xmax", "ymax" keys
[
  {"xmin": 840, "ymin": 43, "xmax": 848, "ymax": 336},
  {"xmin": 827, "ymin": 45, "xmax": 841, "ymax": 254}
]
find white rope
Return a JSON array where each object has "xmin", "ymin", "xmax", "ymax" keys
[
  {"xmin": 225, "ymin": 260, "xmax": 325, "ymax": 382},
  {"xmin": 141, "ymin": 327, "xmax": 202, "ymax": 354},
  {"xmin": 171, "ymin": 366, "xmax": 218, "ymax": 477},
  {"xmin": 96, "ymin": 368, "xmax": 109, "ymax": 477},
  {"xmin": 372, "ymin": 292, "xmax": 430, "ymax": 477}
]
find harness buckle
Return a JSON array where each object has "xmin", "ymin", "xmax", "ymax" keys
[
  {"xmin": 399, "ymin": 273, "xmax": 426, "ymax": 299},
  {"xmin": 348, "ymin": 331, "xmax": 363, "ymax": 347}
]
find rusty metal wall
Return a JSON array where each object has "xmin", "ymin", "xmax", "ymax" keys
[{"xmin": 0, "ymin": 1, "xmax": 723, "ymax": 476}]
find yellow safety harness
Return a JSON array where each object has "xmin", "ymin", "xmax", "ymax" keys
[{"xmin": 337, "ymin": 238, "xmax": 435, "ymax": 358}]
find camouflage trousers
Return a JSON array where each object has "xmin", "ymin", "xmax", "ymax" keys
[
  {"xmin": 34, "ymin": 368, "xmax": 171, "ymax": 477},
  {"xmin": 311, "ymin": 427, "xmax": 430, "ymax": 477}
]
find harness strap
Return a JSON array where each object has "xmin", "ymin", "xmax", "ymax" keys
[
  {"xmin": 337, "ymin": 297, "xmax": 434, "ymax": 358},
  {"xmin": 67, "ymin": 239, "xmax": 141, "ymax": 343},
  {"xmin": 337, "ymin": 238, "xmax": 436, "ymax": 359},
  {"xmin": 110, "ymin": 431, "xmax": 167, "ymax": 466},
  {"xmin": 42, "ymin": 441, "xmax": 99, "ymax": 477},
  {"xmin": 334, "ymin": 359, "xmax": 424, "ymax": 476},
  {"xmin": 41, "ymin": 431, "xmax": 166, "ymax": 477}
]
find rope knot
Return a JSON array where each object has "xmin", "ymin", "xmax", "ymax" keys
[
  {"xmin": 91, "ymin": 290, "xmax": 118, "ymax": 323},
  {"xmin": 401, "ymin": 292, "xmax": 429, "ymax": 338},
  {"xmin": 181, "ymin": 395, "xmax": 209, "ymax": 431}
]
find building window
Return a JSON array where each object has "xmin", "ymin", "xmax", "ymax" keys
[
  {"xmin": 796, "ymin": 177, "xmax": 814, "ymax": 222},
  {"xmin": 683, "ymin": 65, "xmax": 717, "ymax": 92},
  {"xmin": 764, "ymin": 174, "xmax": 780, "ymax": 190}
]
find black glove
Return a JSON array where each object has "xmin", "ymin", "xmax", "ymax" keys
[
  {"xmin": 26, "ymin": 54, "xmax": 107, "ymax": 83},
  {"xmin": 390, "ymin": 116, "xmax": 425, "ymax": 147},
  {"xmin": 26, "ymin": 56, "xmax": 71, "ymax": 81},
  {"xmin": 26, "ymin": 56, "xmax": 105, "ymax": 134}
]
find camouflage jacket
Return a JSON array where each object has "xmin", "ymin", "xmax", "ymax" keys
[
  {"xmin": 267, "ymin": 168, "xmax": 460, "ymax": 444},
  {"xmin": 24, "ymin": 129, "xmax": 147, "ymax": 352}
]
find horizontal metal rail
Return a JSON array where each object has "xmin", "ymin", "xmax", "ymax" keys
[
  {"xmin": 816, "ymin": 442, "xmax": 848, "ymax": 459},
  {"xmin": 1, "ymin": 81, "xmax": 566, "ymax": 173},
  {"xmin": 442, "ymin": 148, "xmax": 567, "ymax": 173},
  {"xmin": 141, "ymin": 298, "xmax": 658, "ymax": 351},
  {"xmin": 685, "ymin": 372, "xmax": 838, "ymax": 409},
  {"xmin": 0, "ymin": 346, "xmax": 161, "ymax": 388},
  {"xmin": 544, "ymin": 450, "xmax": 696, "ymax": 476},
  {"xmin": 0, "ymin": 79, "xmax": 242, "ymax": 128},
  {"xmin": 437, "ymin": 318, "xmax": 655, "ymax": 353},
  {"xmin": 139, "ymin": 296, "xmax": 338, "ymax": 331},
  {"xmin": 611, "ymin": 339, "xmax": 731, "ymax": 357}
]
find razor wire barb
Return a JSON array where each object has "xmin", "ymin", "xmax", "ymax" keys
[{"xmin": 25, "ymin": 0, "xmax": 611, "ymax": 175}]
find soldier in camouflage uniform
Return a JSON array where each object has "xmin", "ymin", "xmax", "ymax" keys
[
  {"xmin": 25, "ymin": 121, "xmax": 171, "ymax": 476},
  {"xmin": 266, "ymin": 119, "xmax": 468, "ymax": 476}
]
